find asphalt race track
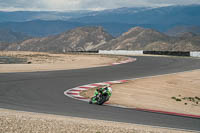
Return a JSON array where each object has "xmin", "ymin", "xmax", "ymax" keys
[{"xmin": 0, "ymin": 56, "xmax": 200, "ymax": 131}]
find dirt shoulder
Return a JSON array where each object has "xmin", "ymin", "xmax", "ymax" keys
[
  {"xmin": 0, "ymin": 108, "xmax": 191, "ymax": 133},
  {"xmin": 82, "ymin": 70, "xmax": 200, "ymax": 116},
  {"xmin": 0, "ymin": 51, "xmax": 126, "ymax": 73}
]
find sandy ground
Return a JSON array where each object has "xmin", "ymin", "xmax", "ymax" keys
[
  {"xmin": 0, "ymin": 108, "xmax": 192, "ymax": 133},
  {"xmin": 82, "ymin": 70, "xmax": 200, "ymax": 116},
  {"xmin": 0, "ymin": 51, "xmax": 126, "ymax": 73}
]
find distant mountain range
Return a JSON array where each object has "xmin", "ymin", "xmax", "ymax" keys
[
  {"xmin": 0, "ymin": 5, "xmax": 199, "ymax": 37},
  {"xmin": 166, "ymin": 26, "xmax": 200, "ymax": 36},
  {"xmin": 1, "ymin": 26, "xmax": 200, "ymax": 52},
  {"xmin": 0, "ymin": 5, "xmax": 200, "ymax": 52},
  {"xmin": 0, "ymin": 29, "xmax": 31, "ymax": 43},
  {"xmin": 0, "ymin": 20, "xmax": 85, "ymax": 37},
  {"xmin": 69, "ymin": 5, "xmax": 200, "ymax": 25},
  {"xmin": 68, "ymin": 5, "xmax": 200, "ymax": 32},
  {"xmin": 0, "ymin": 10, "xmax": 93, "ymax": 22}
]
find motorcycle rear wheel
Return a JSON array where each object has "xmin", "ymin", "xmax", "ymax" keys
[{"xmin": 97, "ymin": 95, "xmax": 107, "ymax": 105}]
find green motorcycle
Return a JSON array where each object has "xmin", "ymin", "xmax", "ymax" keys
[{"xmin": 89, "ymin": 87, "xmax": 112, "ymax": 105}]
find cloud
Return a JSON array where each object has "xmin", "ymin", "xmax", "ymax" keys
[
  {"xmin": 150, "ymin": 0, "xmax": 200, "ymax": 5},
  {"xmin": 79, "ymin": 0, "xmax": 149, "ymax": 9},
  {"xmin": 0, "ymin": 0, "xmax": 200, "ymax": 11},
  {"xmin": 42, "ymin": 0, "xmax": 81, "ymax": 10},
  {"xmin": 0, "ymin": 0, "xmax": 46, "ymax": 11}
]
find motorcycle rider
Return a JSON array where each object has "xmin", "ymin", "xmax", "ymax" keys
[{"xmin": 90, "ymin": 85, "xmax": 112, "ymax": 104}]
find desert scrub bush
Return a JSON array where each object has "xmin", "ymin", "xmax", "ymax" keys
[
  {"xmin": 176, "ymin": 98, "xmax": 182, "ymax": 101},
  {"xmin": 171, "ymin": 97, "xmax": 176, "ymax": 100},
  {"xmin": 182, "ymin": 96, "xmax": 200, "ymax": 104},
  {"xmin": 173, "ymin": 95, "xmax": 200, "ymax": 105},
  {"xmin": 171, "ymin": 97, "xmax": 181, "ymax": 101},
  {"xmin": 195, "ymin": 96, "xmax": 200, "ymax": 101},
  {"xmin": 188, "ymin": 97, "xmax": 195, "ymax": 102}
]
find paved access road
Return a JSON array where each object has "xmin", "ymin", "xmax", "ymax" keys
[{"xmin": 0, "ymin": 56, "xmax": 200, "ymax": 131}]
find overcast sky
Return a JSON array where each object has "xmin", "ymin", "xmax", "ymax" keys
[{"xmin": 0, "ymin": 0, "xmax": 200, "ymax": 11}]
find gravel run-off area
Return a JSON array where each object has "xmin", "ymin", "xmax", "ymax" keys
[
  {"xmin": 0, "ymin": 108, "xmax": 192, "ymax": 133},
  {"xmin": 0, "ymin": 51, "xmax": 127, "ymax": 73}
]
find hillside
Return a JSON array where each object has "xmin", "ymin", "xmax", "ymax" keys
[
  {"xmin": 96, "ymin": 27, "xmax": 200, "ymax": 51},
  {"xmin": 97, "ymin": 27, "xmax": 172, "ymax": 50},
  {"xmin": 166, "ymin": 26, "xmax": 200, "ymax": 36},
  {"xmin": 172, "ymin": 35, "xmax": 200, "ymax": 51},
  {"xmin": 5, "ymin": 27, "xmax": 114, "ymax": 52},
  {"xmin": 0, "ymin": 42, "xmax": 9, "ymax": 50},
  {"xmin": 1, "ymin": 26, "xmax": 200, "ymax": 52},
  {"xmin": 0, "ymin": 29, "xmax": 31, "ymax": 43}
]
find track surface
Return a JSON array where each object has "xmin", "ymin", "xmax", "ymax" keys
[{"xmin": 0, "ymin": 56, "xmax": 200, "ymax": 131}]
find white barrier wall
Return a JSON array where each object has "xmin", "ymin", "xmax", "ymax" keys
[
  {"xmin": 99, "ymin": 50, "xmax": 143, "ymax": 55},
  {"xmin": 190, "ymin": 52, "xmax": 200, "ymax": 57}
]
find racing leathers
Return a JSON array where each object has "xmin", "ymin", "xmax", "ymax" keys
[{"xmin": 91, "ymin": 86, "xmax": 112, "ymax": 103}]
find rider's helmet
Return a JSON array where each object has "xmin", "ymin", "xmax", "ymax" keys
[{"xmin": 104, "ymin": 85, "xmax": 110, "ymax": 90}]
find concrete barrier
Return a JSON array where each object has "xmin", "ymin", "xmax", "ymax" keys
[
  {"xmin": 99, "ymin": 50, "xmax": 143, "ymax": 55},
  {"xmin": 99, "ymin": 50, "xmax": 200, "ymax": 57},
  {"xmin": 190, "ymin": 52, "xmax": 200, "ymax": 57}
]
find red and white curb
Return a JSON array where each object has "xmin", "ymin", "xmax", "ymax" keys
[
  {"xmin": 64, "ymin": 80, "xmax": 128, "ymax": 102},
  {"xmin": 111, "ymin": 57, "xmax": 136, "ymax": 65},
  {"xmin": 64, "ymin": 57, "xmax": 135, "ymax": 102}
]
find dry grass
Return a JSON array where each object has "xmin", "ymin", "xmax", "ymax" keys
[{"xmin": 0, "ymin": 108, "xmax": 191, "ymax": 133}]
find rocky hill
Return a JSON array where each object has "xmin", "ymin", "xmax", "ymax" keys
[
  {"xmin": 97, "ymin": 27, "xmax": 172, "ymax": 50},
  {"xmin": 5, "ymin": 27, "xmax": 114, "ymax": 52},
  {"xmin": 96, "ymin": 27, "xmax": 200, "ymax": 51}
]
